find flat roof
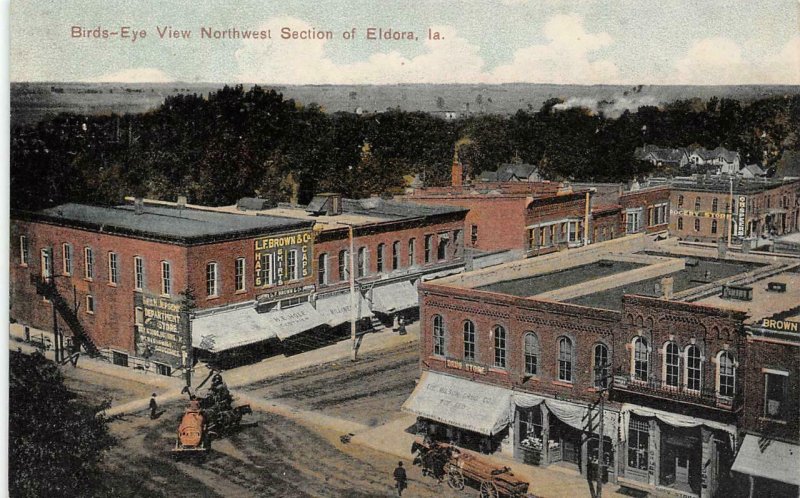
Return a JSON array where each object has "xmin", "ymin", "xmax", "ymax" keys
[
  {"xmin": 668, "ymin": 176, "xmax": 799, "ymax": 194},
  {"xmin": 19, "ymin": 203, "xmax": 313, "ymax": 244},
  {"xmin": 694, "ymin": 269, "xmax": 800, "ymax": 324},
  {"xmin": 477, "ymin": 260, "xmax": 645, "ymax": 298}
]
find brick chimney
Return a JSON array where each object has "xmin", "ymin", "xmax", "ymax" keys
[{"xmin": 451, "ymin": 150, "xmax": 463, "ymax": 187}]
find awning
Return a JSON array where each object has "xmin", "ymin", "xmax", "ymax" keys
[
  {"xmin": 513, "ymin": 392, "xmax": 546, "ymax": 408},
  {"xmin": 620, "ymin": 404, "xmax": 736, "ymax": 447},
  {"xmin": 402, "ymin": 371, "xmax": 512, "ymax": 436},
  {"xmin": 192, "ymin": 306, "xmax": 277, "ymax": 352},
  {"xmin": 315, "ymin": 292, "xmax": 374, "ymax": 327},
  {"xmin": 261, "ymin": 302, "xmax": 327, "ymax": 341},
  {"xmin": 545, "ymin": 398, "xmax": 618, "ymax": 436},
  {"xmin": 421, "ymin": 267, "xmax": 464, "ymax": 282},
  {"xmin": 370, "ymin": 281, "xmax": 419, "ymax": 314},
  {"xmin": 732, "ymin": 434, "xmax": 800, "ymax": 486}
]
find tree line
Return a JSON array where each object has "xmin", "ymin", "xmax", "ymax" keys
[{"xmin": 11, "ymin": 84, "xmax": 800, "ymax": 210}]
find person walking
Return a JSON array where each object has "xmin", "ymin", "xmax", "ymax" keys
[
  {"xmin": 149, "ymin": 393, "xmax": 158, "ymax": 420},
  {"xmin": 393, "ymin": 461, "xmax": 408, "ymax": 496}
]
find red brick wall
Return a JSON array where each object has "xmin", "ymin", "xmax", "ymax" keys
[
  {"xmin": 419, "ymin": 283, "xmax": 619, "ymax": 405},
  {"xmin": 741, "ymin": 337, "xmax": 800, "ymax": 443},
  {"xmin": 620, "ymin": 187, "xmax": 671, "ymax": 234},
  {"xmin": 592, "ymin": 210, "xmax": 621, "ymax": 242},
  {"xmin": 10, "ymin": 220, "xmax": 187, "ymax": 352}
]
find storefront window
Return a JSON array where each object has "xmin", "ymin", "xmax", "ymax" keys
[
  {"xmin": 665, "ymin": 342, "xmax": 680, "ymax": 388},
  {"xmin": 463, "ymin": 320, "xmax": 475, "ymax": 362},
  {"xmin": 493, "ymin": 325, "xmax": 506, "ymax": 368},
  {"xmin": 633, "ymin": 337, "xmax": 648, "ymax": 381},
  {"xmin": 433, "ymin": 315, "xmax": 445, "ymax": 357},
  {"xmin": 686, "ymin": 346, "xmax": 702, "ymax": 392},
  {"xmin": 628, "ymin": 417, "xmax": 649, "ymax": 471},
  {"xmin": 524, "ymin": 332, "xmax": 538, "ymax": 376},
  {"xmin": 558, "ymin": 337, "xmax": 573, "ymax": 382},
  {"xmin": 718, "ymin": 352, "xmax": 735, "ymax": 397}
]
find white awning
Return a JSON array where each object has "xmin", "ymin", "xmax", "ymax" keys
[
  {"xmin": 262, "ymin": 302, "xmax": 328, "ymax": 340},
  {"xmin": 621, "ymin": 404, "xmax": 735, "ymax": 437},
  {"xmin": 402, "ymin": 371, "xmax": 512, "ymax": 436},
  {"xmin": 545, "ymin": 398, "xmax": 618, "ymax": 436},
  {"xmin": 513, "ymin": 392, "xmax": 546, "ymax": 408},
  {"xmin": 732, "ymin": 434, "xmax": 800, "ymax": 486},
  {"xmin": 370, "ymin": 281, "xmax": 419, "ymax": 314},
  {"xmin": 192, "ymin": 306, "xmax": 277, "ymax": 352},
  {"xmin": 315, "ymin": 292, "xmax": 374, "ymax": 327}
]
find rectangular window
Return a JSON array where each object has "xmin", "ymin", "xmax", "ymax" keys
[
  {"xmin": 317, "ymin": 254, "xmax": 328, "ymax": 286},
  {"xmin": 206, "ymin": 262, "xmax": 218, "ymax": 297},
  {"xmin": 627, "ymin": 417, "xmax": 649, "ymax": 471},
  {"xmin": 453, "ymin": 230, "xmax": 462, "ymax": 257},
  {"xmin": 134, "ymin": 256, "xmax": 144, "ymax": 290},
  {"xmin": 392, "ymin": 242, "xmax": 400, "ymax": 270},
  {"xmin": 86, "ymin": 295, "xmax": 95, "ymax": 314},
  {"xmin": 764, "ymin": 372, "xmax": 788, "ymax": 419},
  {"xmin": 20, "ymin": 236, "xmax": 29, "ymax": 265},
  {"xmin": 84, "ymin": 247, "xmax": 94, "ymax": 279},
  {"xmin": 259, "ymin": 253, "xmax": 273, "ymax": 286},
  {"xmin": 338, "ymin": 250, "xmax": 348, "ymax": 281},
  {"xmin": 376, "ymin": 244, "xmax": 384, "ymax": 272},
  {"xmin": 41, "ymin": 248, "xmax": 53, "ymax": 279},
  {"xmin": 108, "ymin": 252, "xmax": 119, "ymax": 285},
  {"xmin": 665, "ymin": 345, "xmax": 680, "ymax": 387},
  {"xmin": 62, "ymin": 244, "xmax": 73, "ymax": 275},
  {"xmin": 407, "ymin": 239, "xmax": 416, "ymax": 266},
  {"xmin": 357, "ymin": 247, "xmax": 367, "ymax": 278},
  {"xmin": 437, "ymin": 233, "xmax": 449, "ymax": 261},
  {"xmin": 424, "ymin": 235, "xmax": 433, "ymax": 263},
  {"xmin": 470, "ymin": 224, "xmax": 478, "ymax": 245},
  {"xmin": 155, "ymin": 363, "xmax": 172, "ymax": 376},
  {"xmin": 287, "ymin": 250, "xmax": 298, "ymax": 280},
  {"xmin": 463, "ymin": 324, "xmax": 475, "ymax": 362},
  {"xmin": 626, "ymin": 209, "xmax": 642, "ymax": 234},
  {"xmin": 112, "ymin": 351, "xmax": 127, "ymax": 367},
  {"xmin": 568, "ymin": 221, "xmax": 580, "ymax": 243},
  {"xmin": 161, "ymin": 261, "xmax": 171, "ymax": 296},
  {"xmin": 233, "ymin": 258, "xmax": 245, "ymax": 291},
  {"xmin": 493, "ymin": 327, "xmax": 507, "ymax": 368}
]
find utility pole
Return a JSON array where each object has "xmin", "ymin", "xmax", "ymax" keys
[
  {"xmin": 348, "ymin": 224, "xmax": 358, "ymax": 361},
  {"xmin": 594, "ymin": 361, "xmax": 613, "ymax": 498},
  {"xmin": 727, "ymin": 176, "xmax": 734, "ymax": 247}
]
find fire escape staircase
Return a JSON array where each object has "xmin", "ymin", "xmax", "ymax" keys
[{"xmin": 31, "ymin": 275, "xmax": 101, "ymax": 357}]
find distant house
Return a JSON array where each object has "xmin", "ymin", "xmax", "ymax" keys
[
  {"xmin": 639, "ymin": 144, "xmax": 741, "ymax": 175},
  {"xmin": 641, "ymin": 148, "xmax": 690, "ymax": 168},
  {"xmin": 688, "ymin": 147, "xmax": 740, "ymax": 174},
  {"xmin": 477, "ymin": 163, "xmax": 541, "ymax": 183},
  {"xmin": 741, "ymin": 163, "xmax": 766, "ymax": 179},
  {"xmin": 431, "ymin": 110, "xmax": 459, "ymax": 120}
]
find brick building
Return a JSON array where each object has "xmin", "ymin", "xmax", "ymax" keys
[
  {"xmin": 663, "ymin": 176, "xmax": 800, "ymax": 244},
  {"xmin": 10, "ymin": 195, "xmax": 468, "ymax": 373},
  {"xmin": 405, "ymin": 234, "xmax": 800, "ymax": 497}
]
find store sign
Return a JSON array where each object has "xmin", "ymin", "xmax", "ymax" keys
[
  {"xmin": 736, "ymin": 196, "xmax": 746, "ymax": 237},
  {"xmin": 254, "ymin": 230, "xmax": 314, "ymax": 287},
  {"xmin": 257, "ymin": 284, "xmax": 314, "ymax": 304},
  {"xmin": 761, "ymin": 319, "xmax": 799, "ymax": 333},
  {"xmin": 445, "ymin": 358, "xmax": 487, "ymax": 375},
  {"xmin": 672, "ymin": 209, "xmax": 727, "ymax": 220},
  {"xmin": 135, "ymin": 293, "xmax": 188, "ymax": 363}
]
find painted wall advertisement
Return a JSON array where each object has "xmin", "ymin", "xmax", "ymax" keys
[
  {"xmin": 254, "ymin": 230, "xmax": 314, "ymax": 288},
  {"xmin": 736, "ymin": 196, "xmax": 746, "ymax": 237},
  {"xmin": 134, "ymin": 293, "xmax": 190, "ymax": 367}
]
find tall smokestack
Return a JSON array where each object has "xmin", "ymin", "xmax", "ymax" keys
[{"xmin": 451, "ymin": 150, "xmax": 463, "ymax": 187}]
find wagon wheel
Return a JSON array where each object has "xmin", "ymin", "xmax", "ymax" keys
[
  {"xmin": 446, "ymin": 465, "xmax": 465, "ymax": 490},
  {"xmin": 479, "ymin": 480, "xmax": 498, "ymax": 498}
]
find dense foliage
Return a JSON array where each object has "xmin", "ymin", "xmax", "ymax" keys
[
  {"xmin": 10, "ymin": 85, "xmax": 800, "ymax": 210},
  {"xmin": 9, "ymin": 351, "xmax": 114, "ymax": 498}
]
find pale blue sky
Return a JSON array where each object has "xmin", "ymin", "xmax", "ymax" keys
[{"xmin": 9, "ymin": 0, "xmax": 800, "ymax": 84}]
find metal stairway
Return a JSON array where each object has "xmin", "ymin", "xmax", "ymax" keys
[{"xmin": 31, "ymin": 275, "xmax": 101, "ymax": 357}]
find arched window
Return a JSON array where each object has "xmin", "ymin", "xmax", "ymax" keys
[
  {"xmin": 711, "ymin": 220, "xmax": 718, "ymax": 234},
  {"xmin": 633, "ymin": 337, "xmax": 648, "ymax": 381},
  {"xmin": 408, "ymin": 238, "xmax": 416, "ymax": 266},
  {"xmin": 686, "ymin": 345, "xmax": 702, "ymax": 391},
  {"xmin": 493, "ymin": 325, "xmax": 507, "ymax": 368},
  {"xmin": 318, "ymin": 253, "xmax": 328, "ymax": 285},
  {"xmin": 392, "ymin": 241, "xmax": 400, "ymax": 270},
  {"xmin": 463, "ymin": 320, "xmax": 475, "ymax": 362},
  {"xmin": 678, "ymin": 195, "xmax": 684, "ymax": 207},
  {"xmin": 694, "ymin": 197, "xmax": 701, "ymax": 211},
  {"xmin": 522, "ymin": 332, "xmax": 538, "ymax": 376},
  {"xmin": 432, "ymin": 315, "xmax": 445, "ymax": 357},
  {"xmin": 357, "ymin": 247, "xmax": 368, "ymax": 277},
  {"xmin": 338, "ymin": 250, "xmax": 349, "ymax": 281},
  {"xmin": 718, "ymin": 351, "xmax": 735, "ymax": 397},
  {"xmin": 558, "ymin": 337, "xmax": 573, "ymax": 382},
  {"xmin": 594, "ymin": 343, "xmax": 609, "ymax": 389},
  {"xmin": 376, "ymin": 243, "xmax": 385, "ymax": 272},
  {"xmin": 664, "ymin": 342, "xmax": 680, "ymax": 388},
  {"xmin": 677, "ymin": 217, "xmax": 683, "ymax": 230}
]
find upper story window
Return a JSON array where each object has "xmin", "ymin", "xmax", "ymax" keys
[
  {"xmin": 338, "ymin": 250, "xmax": 349, "ymax": 281},
  {"xmin": 685, "ymin": 345, "xmax": 702, "ymax": 392},
  {"xmin": 108, "ymin": 252, "xmax": 119, "ymax": 285},
  {"xmin": 718, "ymin": 351, "xmax": 735, "ymax": 398},
  {"xmin": 424, "ymin": 235, "xmax": 433, "ymax": 263},
  {"xmin": 463, "ymin": 320, "xmax": 476, "ymax": 362},
  {"xmin": 134, "ymin": 256, "xmax": 144, "ymax": 290},
  {"xmin": 594, "ymin": 343, "xmax": 609, "ymax": 389},
  {"xmin": 432, "ymin": 315, "xmax": 445, "ymax": 357},
  {"xmin": 493, "ymin": 325, "xmax": 507, "ymax": 369},
  {"xmin": 633, "ymin": 337, "xmax": 649, "ymax": 382},
  {"xmin": 317, "ymin": 253, "xmax": 328, "ymax": 286},
  {"xmin": 62, "ymin": 244, "xmax": 73, "ymax": 275},
  {"xmin": 764, "ymin": 370, "xmax": 789, "ymax": 420},
  {"xmin": 357, "ymin": 247, "xmax": 367, "ymax": 278},
  {"xmin": 376, "ymin": 243, "xmax": 385, "ymax": 273},
  {"xmin": 437, "ymin": 233, "xmax": 448, "ymax": 261},
  {"xmin": 665, "ymin": 341, "xmax": 680, "ymax": 387},
  {"xmin": 258, "ymin": 253, "xmax": 274, "ymax": 287},
  {"xmin": 558, "ymin": 336, "xmax": 573, "ymax": 382},
  {"xmin": 286, "ymin": 249, "xmax": 298, "ymax": 281},
  {"xmin": 626, "ymin": 209, "xmax": 642, "ymax": 234},
  {"xmin": 471, "ymin": 225, "xmax": 478, "ymax": 245},
  {"xmin": 694, "ymin": 197, "xmax": 701, "ymax": 211},
  {"xmin": 161, "ymin": 261, "xmax": 172, "ymax": 296},
  {"xmin": 41, "ymin": 248, "xmax": 53, "ymax": 280},
  {"xmin": 206, "ymin": 262, "xmax": 218, "ymax": 297},
  {"xmin": 84, "ymin": 247, "xmax": 94, "ymax": 280},
  {"xmin": 711, "ymin": 220, "xmax": 718, "ymax": 234},
  {"xmin": 524, "ymin": 332, "xmax": 538, "ymax": 376},
  {"xmin": 235, "ymin": 257, "xmax": 246, "ymax": 292},
  {"xmin": 19, "ymin": 236, "xmax": 29, "ymax": 265},
  {"xmin": 694, "ymin": 218, "xmax": 700, "ymax": 231},
  {"xmin": 407, "ymin": 239, "xmax": 416, "ymax": 267},
  {"xmin": 677, "ymin": 195, "xmax": 684, "ymax": 207},
  {"xmin": 453, "ymin": 230, "xmax": 462, "ymax": 257},
  {"xmin": 392, "ymin": 241, "xmax": 400, "ymax": 270},
  {"xmin": 711, "ymin": 198, "xmax": 719, "ymax": 213}
]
